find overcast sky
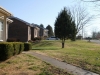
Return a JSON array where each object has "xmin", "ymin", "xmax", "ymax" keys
[{"xmin": 1, "ymin": 0, "xmax": 100, "ymax": 37}]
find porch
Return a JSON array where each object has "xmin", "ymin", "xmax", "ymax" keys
[{"xmin": 0, "ymin": 6, "xmax": 13, "ymax": 42}]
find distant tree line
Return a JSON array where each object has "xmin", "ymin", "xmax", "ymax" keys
[
  {"xmin": 46, "ymin": 25, "xmax": 54, "ymax": 37},
  {"xmin": 92, "ymin": 31, "xmax": 100, "ymax": 39}
]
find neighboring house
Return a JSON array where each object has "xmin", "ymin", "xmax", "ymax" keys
[
  {"xmin": 39, "ymin": 27, "xmax": 48, "ymax": 38},
  {"xmin": 31, "ymin": 23, "xmax": 40, "ymax": 40},
  {"xmin": 8, "ymin": 17, "xmax": 31, "ymax": 42},
  {"xmin": 34, "ymin": 24, "xmax": 48, "ymax": 39},
  {"xmin": 0, "ymin": 6, "xmax": 13, "ymax": 42},
  {"xmin": 43, "ymin": 28, "xmax": 48, "ymax": 37}
]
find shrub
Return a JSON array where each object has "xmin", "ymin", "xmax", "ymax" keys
[
  {"xmin": 33, "ymin": 37, "xmax": 41, "ymax": 41},
  {"xmin": 28, "ymin": 40, "xmax": 34, "ymax": 43},
  {"xmin": 12, "ymin": 42, "xmax": 20, "ymax": 55},
  {"xmin": 19, "ymin": 43, "xmax": 24, "ymax": 54},
  {"xmin": 0, "ymin": 42, "xmax": 24, "ymax": 61},
  {"xmin": 0, "ymin": 42, "xmax": 14, "ymax": 61},
  {"xmin": 7, "ymin": 38, "xmax": 20, "ymax": 42},
  {"xmin": 12, "ymin": 42, "xmax": 24, "ymax": 55},
  {"xmin": 24, "ymin": 43, "xmax": 32, "ymax": 51}
]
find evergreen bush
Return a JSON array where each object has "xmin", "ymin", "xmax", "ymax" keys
[
  {"xmin": 0, "ymin": 42, "xmax": 14, "ymax": 61},
  {"xmin": 24, "ymin": 43, "xmax": 32, "ymax": 51},
  {"xmin": 19, "ymin": 43, "xmax": 24, "ymax": 54}
]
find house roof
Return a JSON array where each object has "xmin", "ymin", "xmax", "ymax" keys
[
  {"xmin": 31, "ymin": 23, "xmax": 48, "ymax": 31},
  {"xmin": 0, "ymin": 6, "xmax": 13, "ymax": 17},
  {"xmin": 31, "ymin": 23, "xmax": 39, "ymax": 27},
  {"xmin": 30, "ymin": 23, "xmax": 37, "ymax": 27},
  {"xmin": 9, "ymin": 16, "xmax": 31, "ymax": 26},
  {"xmin": 31, "ymin": 23, "xmax": 40, "ymax": 30}
]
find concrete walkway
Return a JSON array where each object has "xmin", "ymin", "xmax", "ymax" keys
[{"xmin": 23, "ymin": 52, "xmax": 99, "ymax": 75}]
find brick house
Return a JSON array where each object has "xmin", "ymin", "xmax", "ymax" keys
[
  {"xmin": 32, "ymin": 24, "xmax": 48, "ymax": 39},
  {"xmin": 39, "ymin": 26, "xmax": 48, "ymax": 38},
  {"xmin": 31, "ymin": 23, "xmax": 40, "ymax": 40},
  {"xmin": 8, "ymin": 17, "xmax": 31, "ymax": 42},
  {"xmin": 43, "ymin": 28, "xmax": 48, "ymax": 37}
]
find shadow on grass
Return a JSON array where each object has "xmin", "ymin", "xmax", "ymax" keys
[
  {"xmin": 32, "ymin": 47, "xmax": 59, "ymax": 50},
  {"xmin": 32, "ymin": 41, "xmax": 61, "ymax": 50},
  {"xmin": 32, "ymin": 41, "xmax": 54, "ymax": 47}
]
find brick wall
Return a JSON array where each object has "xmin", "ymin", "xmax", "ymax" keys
[{"xmin": 8, "ymin": 18, "xmax": 29, "ymax": 42}]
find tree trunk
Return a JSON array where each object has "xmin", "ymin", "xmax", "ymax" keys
[
  {"xmin": 62, "ymin": 38, "xmax": 65, "ymax": 48},
  {"xmin": 62, "ymin": 42, "xmax": 64, "ymax": 48}
]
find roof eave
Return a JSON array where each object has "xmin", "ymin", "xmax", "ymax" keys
[{"xmin": 0, "ymin": 6, "xmax": 13, "ymax": 17}]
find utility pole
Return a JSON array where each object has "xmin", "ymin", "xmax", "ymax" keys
[{"xmin": 82, "ymin": 26, "xmax": 83, "ymax": 40}]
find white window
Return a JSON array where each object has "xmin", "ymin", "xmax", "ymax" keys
[
  {"xmin": 0, "ymin": 21, "xmax": 3, "ymax": 41},
  {"xmin": 0, "ymin": 21, "xmax": 3, "ymax": 31}
]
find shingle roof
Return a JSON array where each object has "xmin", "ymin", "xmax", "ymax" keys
[
  {"xmin": 9, "ymin": 16, "xmax": 31, "ymax": 26},
  {"xmin": 31, "ymin": 23, "xmax": 48, "ymax": 30},
  {"xmin": 31, "ymin": 23, "xmax": 39, "ymax": 27}
]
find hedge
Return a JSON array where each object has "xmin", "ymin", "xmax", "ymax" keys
[
  {"xmin": 7, "ymin": 38, "xmax": 20, "ymax": 42},
  {"xmin": 24, "ymin": 43, "xmax": 32, "ymax": 51},
  {"xmin": 12, "ymin": 42, "xmax": 24, "ymax": 55},
  {"xmin": 13, "ymin": 42, "xmax": 20, "ymax": 55},
  {"xmin": 0, "ymin": 42, "xmax": 32, "ymax": 61},
  {"xmin": 0, "ymin": 42, "xmax": 14, "ymax": 61},
  {"xmin": 19, "ymin": 43, "xmax": 24, "ymax": 54}
]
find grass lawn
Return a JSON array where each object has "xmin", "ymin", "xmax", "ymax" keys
[
  {"xmin": 32, "ymin": 40, "xmax": 100, "ymax": 74},
  {"xmin": 0, "ymin": 53, "xmax": 71, "ymax": 75}
]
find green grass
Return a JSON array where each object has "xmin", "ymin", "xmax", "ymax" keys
[
  {"xmin": 32, "ymin": 40, "xmax": 100, "ymax": 74},
  {"xmin": 32, "ymin": 40, "xmax": 61, "ymax": 50}
]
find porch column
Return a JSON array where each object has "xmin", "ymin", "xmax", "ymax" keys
[{"xmin": 3, "ymin": 16, "xmax": 7, "ymax": 42}]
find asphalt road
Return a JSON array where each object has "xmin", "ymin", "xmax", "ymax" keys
[{"xmin": 86, "ymin": 40, "xmax": 100, "ymax": 44}]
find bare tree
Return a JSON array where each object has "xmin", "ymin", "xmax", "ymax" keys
[
  {"xmin": 71, "ymin": 5, "xmax": 93, "ymax": 37},
  {"xmin": 81, "ymin": 0, "xmax": 100, "ymax": 6},
  {"xmin": 81, "ymin": 0, "xmax": 100, "ymax": 13}
]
